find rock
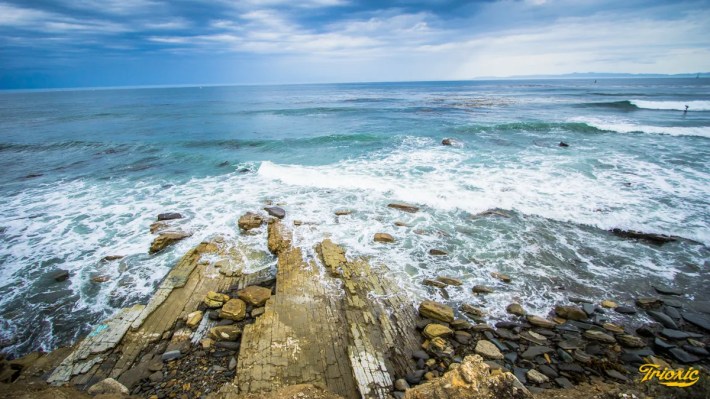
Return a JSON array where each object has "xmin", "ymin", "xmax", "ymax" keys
[
  {"xmin": 584, "ymin": 330, "xmax": 616, "ymax": 344},
  {"xmin": 374, "ymin": 233, "xmax": 395, "ymax": 243},
  {"xmin": 293, "ymin": 220, "xmax": 303, "ymax": 226},
  {"xmin": 582, "ymin": 303, "xmax": 596, "ymax": 316},
  {"xmin": 101, "ymin": 255, "xmax": 124, "ymax": 262},
  {"xmin": 209, "ymin": 325, "xmax": 241, "ymax": 341},
  {"xmin": 637, "ymin": 297, "xmax": 664, "ymax": 309},
  {"xmin": 441, "ymin": 138, "xmax": 453, "ymax": 146},
  {"xmin": 405, "ymin": 370, "xmax": 426, "ymax": 385},
  {"xmin": 538, "ymin": 365, "xmax": 558, "ymax": 379},
  {"xmin": 423, "ymin": 324, "xmax": 454, "ymax": 339},
  {"xmin": 388, "ymin": 202, "xmax": 420, "ymax": 213},
  {"xmin": 395, "ymin": 378, "xmax": 410, "ymax": 391},
  {"xmin": 520, "ymin": 331, "xmax": 547, "ymax": 345},
  {"xmin": 654, "ymin": 337, "xmax": 676, "ymax": 350},
  {"xmin": 601, "ymin": 300, "xmax": 618, "ymax": 309},
  {"xmin": 669, "ymin": 348, "xmax": 701, "ymax": 363},
  {"xmin": 506, "ymin": 303, "xmax": 526, "ymax": 316},
  {"xmin": 648, "ymin": 310, "xmax": 678, "ymax": 329},
  {"xmin": 491, "ymin": 272, "xmax": 511, "ymax": 283},
  {"xmin": 460, "ymin": 304, "xmax": 485, "ymax": 318},
  {"xmin": 404, "ymin": 355, "xmax": 531, "ymax": 399},
  {"xmin": 229, "ymin": 356, "xmax": 237, "ymax": 370},
  {"xmin": 527, "ymin": 369, "xmax": 549, "ymax": 384},
  {"xmin": 617, "ymin": 334, "xmax": 645, "ymax": 348},
  {"xmin": 615, "ymin": 306, "xmax": 637, "ymax": 314},
  {"xmin": 683, "ymin": 345, "xmax": 709, "ymax": 356},
  {"xmin": 251, "ymin": 306, "xmax": 265, "ymax": 317},
  {"xmin": 472, "ymin": 285, "xmax": 493, "ymax": 294},
  {"xmin": 521, "ymin": 346, "xmax": 554, "ymax": 360},
  {"xmin": 653, "ymin": 284, "xmax": 682, "ymax": 296},
  {"xmin": 394, "ymin": 221, "xmax": 408, "ymax": 227},
  {"xmin": 555, "ymin": 377, "xmax": 574, "ymax": 388},
  {"xmin": 237, "ymin": 285, "xmax": 271, "ymax": 306},
  {"xmin": 149, "ymin": 371, "xmax": 163, "ymax": 383},
  {"xmin": 238, "ymin": 212, "xmax": 264, "ymax": 230},
  {"xmin": 602, "ymin": 323, "xmax": 625, "ymax": 334},
  {"xmin": 53, "ymin": 270, "xmax": 69, "ymax": 282},
  {"xmin": 558, "ymin": 142, "xmax": 569, "ymax": 147},
  {"xmin": 454, "ymin": 331, "xmax": 473, "ymax": 344},
  {"xmin": 149, "ymin": 231, "xmax": 191, "ymax": 253},
  {"xmin": 161, "ymin": 350, "xmax": 182, "ymax": 361},
  {"xmin": 688, "ymin": 338, "xmax": 705, "ymax": 347},
  {"xmin": 423, "ymin": 279, "xmax": 447, "ymax": 288},
  {"xmin": 605, "ymin": 369, "xmax": 628, "ymax": 382},
  {"xmin": 428, "ymin": 249, "xmax": 448, "ymax": 256},
  {"xmin": 87, "ymin": 378, "xmax": 129, "ymax": 395},
  {"xmin": 204, "ymin": 291, "xmax": 230, "ymax": 308},
  {"xmin": 91, "ymin": 275, "xmax": 110, "ymax": 283},
  {"xmin": 450, "ymin": 319, "xmax": 473, "ymax": 330},
  {"xmin": 557, "ymin": 349, "xmax": 574, "ymax": 363},
  {"xmin": 660, "ymin": 328, "xmax": 693, "ymax": 340},
  {"xmin": 186, "ymin": 310, "xmax": 203, "ymax": 329},
  {"xmin": 157, "ymin": 212, "xmax": 182, "ymax": 221},
  {"xmin": 526, "ymin": 315, "xmax": 556, "ymax": 329},
  {"xmin": 555, "ymin": 305, "xmax": 588, "ymax": 321},
  {"xmin": 264, "ymin": 206, "xmax": 286, "ymax": 219},
  {"xmin": 682, "ymin": 311, "xmax": 710, "ymax": 331},
  {"xmin": 475, "ymin": 340, "xmax": 504, "ymax": 360},
  {"xmin": 334, "ymin": 209, "xmax": 353, "ymax": 216},
  {"xmin": 200, "ymin": 338, "xmax": 214, "ymax": 350},
  {"xmin": 610, "ymin": 228, "xmax": 676, "ymax": 244},
  {"xmin": 419, "ymin": 300, "xmax": 455, "ymax": 323},
  {"xmin": 412, "ymin": 350, "xmax": 430, "ymax": 360},
  {"xmin": 219, "ymin": 298, "xmax": 247, "ymax": 321},
  {"xmin": 436, "ymin": 276, "xmax": 463, "ymax": 286}
]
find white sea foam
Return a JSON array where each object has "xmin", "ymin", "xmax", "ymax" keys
[
  {"xmin": 573, "ymin": 117, "xmax": 710, "ymax": 138},
  {"xmin": 630, "ymin": 100, "xmax": 710, "ymax": 111}
]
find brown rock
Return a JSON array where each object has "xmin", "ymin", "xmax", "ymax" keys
[
  {"xmin": 423, "ymin": 324, "xmax": 454, "ymax": 339},
  {"xmin": 404, "ymin": 355, "xmax": 531, "ymax": 399},
  {"xmin": 149, "ymin": 221, "xmax": 168, "ymax": 234},
  {"xmin": 601, "ymin": 300, "xmax": 618, "ymax": 309},
  {"xmin": 388, "ymin": 202, "xmax": 419, "ymax": 213},
  {"xmin": 526, "ymin": 315, "xmax": 556, "ymax": 329},
  {"xmin": 209, "ymin": 325, "xmax": 242, "ymax": 341},
  {"xmin": 238, "ymin": 212, "xmax": 264, "ymax": 231},
  {"xmin": 429, "ymin": 249, "xmax": 448, "ymax": 256},
  {"xmin": 394, "ymin": 221, "xmax": 409, "ymax": 227},
  {"xmin": 460, "ymin": 304, "xmax": 485, "ymax": 318},
  {"xmin": 618, "ymin": 334, "xmax": 645, "ymax": 348},
  {"xmin": 334, "ymin": 209, "xmax": 352, "ymax": 216},
  {"xmin": 419, "ymin": 300, "xmax": 455, "ymax": 323},
  {"xmin": 423, "ymin": 279, "xmax": 447, "ymax": 288},
  {"xmin": 373, "ymin": 233, "xmax": 395, "ymax": 243},
  {"xmin": 219, "ymin": 299, "xmax": 247, "ymax": 321},
  {"xmin": 602, "ymin": 323, "xmax": 625, "ymax": 334},
  {"xmin": 475, "ymin": 340, "xmax": 503, "ymax": 360},
  {"xmin": 91, "ymin": 275, "xmax": 110, "ymax": 283},
  {"xmin": 186, "ymin": 311, "xmax": 203, "ymax": 329},
  {"xmin": 584, "ymin": 330, "xmax": 616, "ymax": 344},
  {"xmin": 149, "ymin": 231, "xmax": 191, "ymax": 254},
  {"xmin": 506, "ymin": 303, "xmax": 526, "ymax": 316},
  {"xmin": 472, "ymin": 285, "xmax": 493, "ymax": 294},
  {"xmin": 555, "ymin": 305, "xmax": 588, "ymax": 321},
  {"xmin": 436, "ymin": 276, "xmax": 462, "ymax": 286},
  {"xmin": 237, "ymin": 286, "xmax": 271, "ymax": 307},
  {"xmin": 490, "ymin": 272, "xmax": 511, "ymax": 283}
]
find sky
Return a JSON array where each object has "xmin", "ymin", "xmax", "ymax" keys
[{"xmin": 1, "ymin": 0, "xmax": 709, "ymax": 89}]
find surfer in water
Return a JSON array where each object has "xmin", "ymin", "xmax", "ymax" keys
[{"xmin": 684, "ymin": 105, "xmax": 689, "ymax": 114}]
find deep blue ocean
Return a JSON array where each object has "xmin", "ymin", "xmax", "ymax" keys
[{"xmin": 0, "ymin": 79, "xmax": 708, "ymax": 357}]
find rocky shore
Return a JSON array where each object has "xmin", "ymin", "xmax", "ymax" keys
[{"xmin": 1, "ymin": 203, "xmax": 708, "ymax": 398}]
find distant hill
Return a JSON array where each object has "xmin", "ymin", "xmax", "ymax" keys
[{"xmin": 475, "ymin": 72, "xmax": 710, "ymax": 80}]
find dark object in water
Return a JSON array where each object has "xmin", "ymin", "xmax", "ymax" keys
[
  {"xmin": 53, "ymin": 270, "xmax": 70, "ymax": 282},
  {"xmin": 218, "ymin": 161, "xmax": 230, "ymax": 167},
  {"xmin": 441, "ymin": 138, "xmax": 453, "ymax": 146},
  {"xmin": 610, "ymin": 228, "xmax": 676, "ymax": 245},
  {"xmin": 559, "ymin": 142, "xmax": 569, "ymax": 147},
  {"xmin": 157, "ymin": 212, "xmax": 183, "ymax": 221},
  {"xmin": 23, "ymin": 173, "xmax": 43, "ymax": 179}
]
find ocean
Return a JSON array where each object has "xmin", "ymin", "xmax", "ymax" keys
[{"xmin": 0, "ymin": 79, "xmax": 708, "ymax": 358}]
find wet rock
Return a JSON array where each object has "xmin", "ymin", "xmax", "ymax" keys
[
  {"xmin": 87, "ymin": 378, "xmax": 129, "ymax": 395},
  {"xmin": 521, "ymin": 331, "xmax": 547, "ymax": 346},
  {"xmin": 491, "ymin": 272, "xmax": 511, "ymax": 283},
  {"xmin": 682, "ymin": 311, "xmax": 710, "ymax": 331},
  {"xmin": 688, "ymin": 338, "xmax": 705, "ymax": 347},
  {"xmin": 90, "ymin": 275, "xmax": 110, "ymax": 283},
  {"xmin": 660, "ymin": 328, "xmax": 694, "ymax": 340},
  {"xmin": 161, "ymin": 350, "xmax": 182, "ymax": 362},
  {"xmin": 412, "ymin": 350, "xmax": 430, "ymax": 360},
  {"xmin": 653, "ymin": 284, "xmax": 682, "ymax": 296},
  {"xmin": 637, "ymin": 297, "xmax": 663, "ymax": 309},
  {"xmin": 538, "ymin": 365, "xmax": 558, "ymax": 379},
  {"xmin": 555, "ymin": 305, "xmax": 588, "ymax": 321},
  {"xmin": 403, "ymin": 355, "xmax": 531, "ymax": 399},
  {"xmin": 472, "ymin": 285, "xmax": 493, "ymax": 294},
  {"xmin": 334, "ymin": 209, "xmax": 353, "ymax": 216},
  {"xmin": 522, "ymin": 346, "xmax": 554, "ymax": 360},
  {"xmin": 526, "ymin": 315, "xmax": 556, "ymax": 329},
  {"xmin": 636, "ymin": 324, "xmax": 659, "ymax": 337},
  {"xmin": 654, "ymin": 337, "xmax": 676, "ymax": 350},
  {"xmin": 185, "ymin": 310, "xmax": 203, "ymax": 329},
  {"xmin": 429, "ymin": 249, "xmax": 448, "ymax": 256},
  {"xmin": 436, "ymin": 276, "xmax": 462, "ymax": 286},
  {"xmin": 264, "ymin": 206, "xmax": 286, "ymax": 219},
  {"xmin": 605, "ymin": 369, "xmax": 628, "ymax": 382},
  {"xmin": 460, "ymin": 304, "xmax": 485, "ymax": 318},
  {"xmin": 617, "ymin": 334, "xmax": 645, "ymax": 348},
  {"xmin": 238, "ymin": 212, "xmax": 264, "ymax": 230},
  {"xmin": 648, "ymin": 310, "xmax": 678, "ymax": 329},
  {"xmin": 557, "ymin": 349, "xmax": 574, "ymax": 363},
  {"xmin": 419, "ymin": 300, "xmax": 455, "ymax": 323},
  {"xmin": 149, "ymin": 221, "xmax": 168, "ymax": 234},
  {"xmin": 209, "ymin": 325, "xmax": 241, "ymax": 341},
  {"xmin": 388, "ymin": 202, "xmax": 420, "ymax": 213},
  {"xmin": 395, "ymin": 378, "xmax": 410, "ymax": 391},
  {"xmin": 374, "ymin": 233, "xmax": 395, "ymax": 243},
  {"xmin": 669, "ymin": 348, "xmax": 700, "ymax": 363},
  {"xmin": 555, "ymin": 377, "xmax": 574, "ymax": 388},
  {"xmin": 423, "ymin": 279, "xmax": 447, "ymax": 288},
  {"xmin": 237, "ymin": 285, "xmax": 271, "ymax": 306},
  {"xmin": 149, "ymin": 231, "xmax": 191, "ymax": 254},
  {"xmin": 475, "ymin": 340, "xmax": 504, "ymax": 360},
  {"xmin": 682, "ymin": 345, "xmax": 709, "ymax": 356},
  {"xmin": 219, "ymin": 298, "xmax": 247, "ymax": 321},
  {"xmin": 506, "ymin": 303, "xmax": 526, "ymax": 317},
  {"xmin": 615, "ymin": 306, "xmax": 637, "ymax": 314},
  {"xmin": 583, "ymin": 330, "xmax": 616, "ymax": 344},
  {"xmin": 53, "ymin": 270, "xmax": 70, "ymax": 282},
  {"xmin": 157, "ymin": 212, "xmax": 182, "ymax": 221},
  {"xmin": 450, "ymin": 320, "xmax": 473, "ymax": 331},
  {"xmin": 101, "ymin": 255, "xmax": 124, "ymax": 262},
  {"xmin": 610, "ymin": 228, "xmax": 676, "ymax": 244},
  {"xmin": 405, "ymin": 370, "xmax": 426, "ymax": 385},
  {"xmin": 527, "ymin": 369, "xmax": 549, "ymax": 384},
  {"xmin": 602, "ymin": 323, "xmax": 625, "ymax": 334},
  {"xmin": 582, "ymin": 303, "xmax": 596, "ymax": 316},
  {"xmin": 663, "ymin": 305, "xmax": 681, "ymax": 320},
  {"xmin": 558, "ymin": 142, "xmax": 569, "ymax": 147},
  {"xmin": 601, "ymin": 300, "xmax": 618, "ymax": 309},
  {"xmin": 423, "ymin": 324, "xmax": 454, "ymax": 339}
]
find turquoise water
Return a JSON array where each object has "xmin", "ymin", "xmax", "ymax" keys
[{"xmin": 0, "ymin": 79, "xmax": 709, "ymax": 357}]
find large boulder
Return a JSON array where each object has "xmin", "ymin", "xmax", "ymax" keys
[
  {"xmin": 404, "ymin": 355, "xmax": 530, "ymax": 399},
  {"xmin": 238, "ymin": 212, "xmax": 264, "ymax": 231},
  {"xmin": 264, "ymin": 206, "xmax": 286, "ymax": 219},
  {"xmin": 237, "ymin": 286, "xmax": 272, "ymax": 307},
  {"xmin": 555, "ymin": 305, "xmax": 588, "ymax": 321},
  {"xmin": 220, "ymin": 299, "xmax": 247, "ymax": 321},
  {"xmin": 86, "ymin": 378, "xmax": 129, "ymax": 395},
  {"xmin": 419, "ymin": 301, "xmax": 454, "ymax": 323},
  {"xmin": 149, "ymin": 231, "xmax": 191, "ymax": 254},
  {"xmin": 387, "ymin": 202, "xmax": 419, "ymax": 213},
  {"xmin": 373, "ymin": 233, "xmax": 395, "ymax": 243},
  {"xmin": 157, "ymin": 212, "xmax": 182, "ymax": 221},
  {"xmin": 209, "ymin": 325, "xmax": 242, "ymax": 341}
]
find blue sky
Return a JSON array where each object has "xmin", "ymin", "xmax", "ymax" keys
[{"xmin": 1, "ymin": 0, "xmax": 709, "ymax": 89}]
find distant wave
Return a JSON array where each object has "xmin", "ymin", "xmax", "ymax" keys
[
  {"xmin": 630, "ymin": 100, "xmax": 710, "ymax": 111},
  {"xmin": 182, "ymin": 133, "xmax": 387, "ymax": 150},
  {"xmin": 572, "ymin": 118, "xmax": 710, "ymax": 138},
  {"xmin": 577, "ymin": 100, "xmax": 639, "ymax": 110}
]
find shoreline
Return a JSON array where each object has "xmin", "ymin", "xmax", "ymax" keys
[{"xmin": 1, "ymin": 206, "xmax": 709, "ymax": 398}]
